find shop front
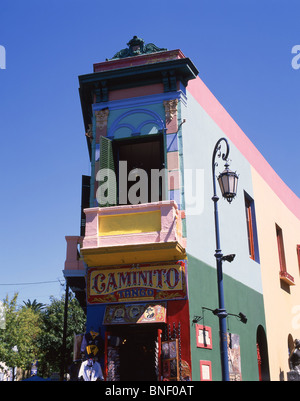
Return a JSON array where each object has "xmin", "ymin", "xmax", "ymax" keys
[{"xmin": 86, "ymin": 260, "xmax": 192, "ymax": 381}]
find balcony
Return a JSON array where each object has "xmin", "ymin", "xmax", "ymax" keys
[
  {"xmin": 279, "ymin": 270, "xmax": 295, "ymax": 286},
  {"xmin": 64, "ymin": 236, "xmax": 86, "ymax": 307},
  {"xmin": 64, "ymin": 236, "xmax": 85, "ymax": 271},
  {"xmin": 80, "ymin": 200, "xmax": 186, "ymax": 266}
]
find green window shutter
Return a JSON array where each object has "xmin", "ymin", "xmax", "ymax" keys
[{"xmin": 97, "ymin": 136, "xmax": 116, "ymax": 207}]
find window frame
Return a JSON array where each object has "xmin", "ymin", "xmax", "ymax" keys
[
  {"xmin": 195, "ymin": 324, "xmax": 212, "ymax": 349},
  {"xmin": 245, "ymin": 197, "xmax": 255, "ymax": 260},
  {"xmin": 244, "ymin": 192, "xmax": 260, "ymax": 263},
  {"xmin": 199, "ymin": 360, "xmax": 212, "ymax": 381},
  {"xmin": 276, "ymin": 224, "xmax": 295, "ymax": 286},
  {"xmin": 112, "ymin": 133, "xmax": 165, "ymax": 205},
  {"xmin": 276, "ymin": 224, "xmax": 286, "ymax": 273}
]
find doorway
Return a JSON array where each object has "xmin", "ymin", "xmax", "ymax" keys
[
  {"xmin": 256, "ymin": 325, "xmax": 270, "ymax": 381},
  {"xmin": 108, "ymin": 326, "xmax": 159, "ymax": 381}
]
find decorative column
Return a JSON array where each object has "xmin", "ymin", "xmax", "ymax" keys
[
  {"xmin": 164, "ymin": 99, "xmax": 181, "ymax": 202},
  {"xmin": 95, "ymin": 108, "xmax": 110, "ymax": 141},
  {"xmin": 163, "ymin": 99, "xmax": 178, "ymax": 133},
  {"xmin": 85, "ymin": 123, "xmax": 93, "ymax": 144}
]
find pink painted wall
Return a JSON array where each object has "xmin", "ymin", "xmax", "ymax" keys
[
  {"xmin": 64, "ymin": 236, "xmax": 85, "ymax": 270},
  {"xmin": 82, "ymin": 200, "xmax": 185, "ymax": 250}
]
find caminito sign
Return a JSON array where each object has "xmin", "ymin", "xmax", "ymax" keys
[{"xmin": 87, "ymin": 262, "xmax": 186, "ymax": 304}]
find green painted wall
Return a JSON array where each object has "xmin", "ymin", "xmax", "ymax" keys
[{"xmin": 187, "ymin": 253, "xmax": 266, "ymax": 381}]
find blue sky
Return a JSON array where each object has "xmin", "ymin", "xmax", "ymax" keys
[{"xmin": 0, "ymin": 0, "xmax": 299, "ymax": 305}]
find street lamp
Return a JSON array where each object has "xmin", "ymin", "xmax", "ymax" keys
[
  {"xmin": 217, "ymin": 162, "xmax": 238, "ymax": 204},
  {"xmin": 212, "ymin": 137, "xmax": 239, "ymax": 381}
]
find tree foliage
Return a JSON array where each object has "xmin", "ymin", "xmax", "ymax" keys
[
  {"xmin": 23, "ymin": 299, "xmax": 45, "ymax": 312},
  {"xmin": 38, "ymin": 293, "xmax": 86, "ymax": 377},
  {"xmin": 0, "ymin": 294, "xmax": 41, "ymax": 374},
  {"xmin": 0, "ymin": 292, "xmax": 86, "ymax": 379}
]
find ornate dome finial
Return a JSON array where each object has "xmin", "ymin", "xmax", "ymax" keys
[{"xmin": 108, "ymin": 36, "xmax": 167, "ymax": 60}]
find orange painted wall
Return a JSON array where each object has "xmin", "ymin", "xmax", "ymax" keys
[
  {"xmin": 251, "ymin": 167, "xmax": 300, "ymax": 380},
  {"xmin": 187, "ymin": 76, "xmax": 300, "ymax": 381}
]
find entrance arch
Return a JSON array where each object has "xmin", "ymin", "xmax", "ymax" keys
[{"xmin": 256, "ymin": 325, "xmax": 270, "ymax": 381}]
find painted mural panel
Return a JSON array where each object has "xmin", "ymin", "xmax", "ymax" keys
[
  {"xmin": 228, "ymin": 333, "xmax": 242, "ymax": 381},
  {"xmin": 103, "ymin": 303, "xmax": 166, "ymax": 325}
]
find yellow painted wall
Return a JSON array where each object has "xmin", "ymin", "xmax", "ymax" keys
[
  {"xmin": 252, "ymin": 167, "xmax": 300, "ymax": 381},
  {"xmin": 98, "ymin": 210, "xmax": 161, "ymax": 236}
]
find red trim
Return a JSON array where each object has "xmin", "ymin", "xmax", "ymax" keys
[
  {"xmin": 167, "ymin": 299, "xmax": 191, "ymax": 373},
  {"xmin": 200, "ymin": 360, "xmax": 212, "ymax": 381},
  {"xmin": 276, "ymin": 225, "xmax": 295, "ymax": 285},
  {"xmin": 256, "ymin": 343, "xmax": 262, "ymax": 381},
  {"xmin": 195, "ymin": 324, "xmax": 212, "ymax": 349},
  {"xmin": 93, "ymin": 49, "xmax": 185, "ymax": 73},
  {"xmin": 104, "ymin": 331, "xmax": 110, "ymax": 380},
  {"xmin": 276, "ymin": 225, "xmax": 286, "ymax": 272},
  {"xmin": 279, "ymin": 270, "xmax": 295, "ymax": 285},
  {"xmin": 157, "ymin": 329, "xmax": 162, "ymax": 381}
]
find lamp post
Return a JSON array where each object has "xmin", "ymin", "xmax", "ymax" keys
[
  {"xmin": 212, "ymin": 137, "xmax": 239, "ymax": 381},
  {"xmin": 60, "ymin": 282, "xmax": 69, "ymax": 381}
]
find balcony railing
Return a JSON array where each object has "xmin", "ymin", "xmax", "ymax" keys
[
  {"xmin": 64, "ymin": 236, "xmax": 85, "ymax": 271},
  {"xmin": 80, "ymin": 200, "xmax": 186, "ymax": 266},
  {"xmin": 279, "ymin": 270, "xmax": 295, "ymax": 286}
]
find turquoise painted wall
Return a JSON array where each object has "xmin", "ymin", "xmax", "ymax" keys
[
  {"xmin": 180, "ymin": 90, "xmax": 267, "ymax": 380},
  {"xmin": 181, "ymin": 91, "xmax": 263, "ymax": 293}
]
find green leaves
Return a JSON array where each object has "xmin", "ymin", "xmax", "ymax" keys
[
  {"xmin": 0, "ymin": 292, "xmax": 86, "ymax": 378},
  {"xmin": 0, "ymin": 294, "xmax": 41, "ymax": 371}
]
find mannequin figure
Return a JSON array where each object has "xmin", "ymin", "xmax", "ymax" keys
[
  {"xmin": 78, "ymin": 356, "xmax": 104, "ymax": 381},
  {"xmin": 80, "ymin": 329, "xmax": 103, "ymax": 360},
  {"xmin": 78, "ymin": 328, "xmax": 104, "ymax": 381}
]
